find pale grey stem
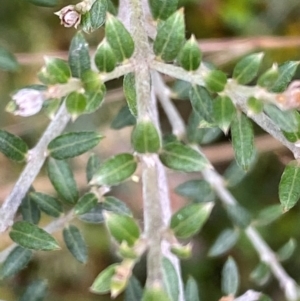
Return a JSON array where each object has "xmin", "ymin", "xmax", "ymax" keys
[
  {"xmin": 203, "ymin": 167, "xmax": 300, "ymax": 301},
  {"xmin": 0, "ymin": 210, "xmax": 74, "ymax": 263},
  {"xmin": 151, "ymin": 60, "xmax": 206, "ymax": 86},
  {"xmin": 224, "ymin": 81, "xmax": 300, "ymax": 159},
  {"xmin": 130, "ymin": 0, "xmax": 164, "ymax": 287},
  {"xmin": 129, "ymin": 0, "xmax": 184, "ymax": 298},
  {"xmin": 234, "ymin": 290, "xmax": 262, "ymax": 301},
  {"xmin": 0, "ymin": 103, "xmax": 71, "ymax": 233},
  {"xmin": 152, "ymin": 71, "xmax": 186, "ymax": 139},
  {"xmin": 100, "ymin": 64, "xmax": 134, "ymax": 82},
  {"xmin": 117, "ymin": 0, "xmax": 131, "ymax": 30},
  {"xmin": 245, "ymin": 228, "xmax": 299, "ymax": 301},
  {"xmin": 154, "ymin": 74, "xmax": 300, "ymax": 301},
  {"xmin": 151, "ymin": 60, "xmax": 300, "ymax": 158}
]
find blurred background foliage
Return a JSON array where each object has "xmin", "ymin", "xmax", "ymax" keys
[{"xmin": 1, "ymin": 0, "xmax": 300, "ymax": 300}]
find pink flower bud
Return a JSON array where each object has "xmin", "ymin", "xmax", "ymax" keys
[
  {"xmin": 11, "ymin": 89, "xmax": 45, "ymax": 116},
  {"xmin": 55, "ymin": 5, "xmax": 81, "ymax": 28}
]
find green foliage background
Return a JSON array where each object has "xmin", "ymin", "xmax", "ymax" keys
[{"xmin": 1, "ymin": 0, "xmax": 300, "ymax": 300}]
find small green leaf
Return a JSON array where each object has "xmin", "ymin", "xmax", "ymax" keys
[
  {"xmin": 250, "ymin": 262, "xmax": 271, "ymax": 286},
  {"xmin": 223, "ymin": 160, "xmax": 248, "ymax": 187},
  {"xmin": 233, "ymin": 52, "xmax": 264, "ymax": 85},
  {"xmin": 90, "ymin": 153, "xmax": 137, "ymax": 186},
  {"xmin": 105, "ymin": 212, "xmax": 140, "ymax": 246},
  {"xmin": 43, "ymin": 98, "xmax": 61, "ymax": 119},
  {"xmin": 111, "ymin": 105, "xmax": 136, "ymax": 129},
  {"xmin": 0, "ymin": 47, "xmax": 19, "ymax": 71},
  {"xmin": 213, "ymin": 96, "xmax": 236, "ymax": 134},
  {"xmin": 81, "ymin": 70, "xmax": 101, "ymax": 92},
  {"xmin": 171, "ymin": 80, "xmax": 191, "ymax": 100},
  {"xmin": 247, "ymin": 97, "xmax": 264, "ymax": 114},
  {"xmin": 38, "ymin": 57, "xmax": 71, "ymax": 85},
  {"xmin": 9, "ymin": 221, "xmax": 60, "ymax": 251},
  {"xmin": 175, "ymin": 179, "xmax": 215, "ymax": 203},
  {"xmin": 105, "ymin": 13, "xmax": 135, "ymax": 62},
  {"xmin": 47, "ymin": 158, "xmax": 79, "ymax": 204},
  {"xmin": 204, "ymin": 70, "xmax": 227, "ymax": 93},
  {"xmin": 81, "ymin": 0, "xmax": 107, "ymax": 33},
  {"xmin": 264, "ymin": 104, "xmax": 299, "ymax": 133},
  {"xmin": 231, "ymin": 113, "xmax": 255, "ymax": 170},
  {"xmin": 107, "ymin": 0, "xmax": 117, "ymax": 15},
  {"xmin": 257, "ymin": 64, "xmax": 279, "ymax": 89},
  {"xmin": 90, "ymin": 263, "xmax": 118, "ymax": 294},
  {"xmin": 185, "ymin": 277, "xmax": 200, "ymax": 301},
  {"xmin": 208, "ymin": 229, "xmax": 239, "ymax": 257},
  {"xmin": 279, "ymin": 160, "xmax": 300, "ymax": 212},
  {"xmin": 74, "ymin": 192, "xmax": 98, "ymax": 215},
  {"xmin": 103, "ymin": 196, "xmax": 132, "ymax": 216},
  {"xmin": 170, "ymin": 203, "xmax": 213, "ymax": 239},
  {"xmin": 149, "ymin": 0, "xmax": 178, "ymax": 20},
  {"xmin": 94, "ymin": 38, "xmax": 117, "ymax": 72},
  {"xmin": 190, "ymin": 85, "xmax": 214, "ymax": 125},
  {"xmin": 160, "ymin": 142, "xmax": 210, "ymax": 172},
  {"xmin": 26, "ymin": 0, "xmax": 57, "ymax": 6},
  {"xmin": 84, "ymin": 83, "xmax": 106, "ymax": 114},
  {"xmin": 0, "ymin": 130, "xmax": 28, "ymax": 162},
  {"xmin": 142, "ymin": 287, "xmax": 171, "ymax": 301},
  {"xmin": 20, "ymin": 194, "xmax": 40, "ymax": 225},
  {"xmin": 78, "ymin": 203, "xmax": 104, "ymax": 224},
  {"xmin": 271, "ymin": 61, "xmax": 299, "ymax": 93},
  {"xmin": 255, "ymin": 204, "xmax": 283, "ymax": 226},
  {"xmin": 277, "ymin": 238, "xmax": 296, "ymax": 262},
  {"xmin": 222, "ymin": 257, "xmax": 239, "ymax": 296},
  {"xmin": 19, "ymin": 279, "xmax": 48, "ymax": 301},
  {"xmin": 48, "ymin": 131, "xmax": 102, "ymax": 160},
  {"xmin": 30, "ymin": 192, "xmax": 63, "ymax": 218},
  {"xmin": 153, "ymin": 9, "xmax": 185, "ymax": 62},
  {"xmin": 63, "ymin": 225, "xmax": 88, "ymax": 263},
  {"xmin": 283, "ymin": 128, "xmax": 300, "ymax": 144},
  {"xmin": 187, "ymin": 111, "xmax": 221, "ymax": 144},
  {"xmin": 125, "ymin": 276, "xmax": 143, "ymax": 301},
  {"xmin": 86, "ymin": 153, "xmax": 101, "ymax": 183},
  {"xmin": 177, "ymin": 35, "xmax": 201, "ymax": 71},
  {"xmin": 162, "ymin": 257, "xmax": 179, "ymax": 301},
  {"xmin": 170, "ymin": 243, "xmax": 192, "ymax": 259},
  {"xmin": 0, "ymin": 246, "xmax": 32, "ymax": 279},
  {"xmin": 66, "ymin": 92, "xmax": 87, "ymax": 119},
  {"xmin": 123, "ymin": 73, "xmax": 137, "ymax": 117},
  {"xmin": 225, "ymin": 204, "xmax": 252, "ymax": 229},
  {"xmin": 132, "ymin": 120, "xmax": 161, "ymax": 153},
  {"xmin": 68, "ymin": 32, "xmax": 91, "ymax": 78}
]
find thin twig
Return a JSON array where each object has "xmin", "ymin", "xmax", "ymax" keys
[
  {"xmin": 0, "ymin": 103, "xmax": 71, "ymax": 233},
  {"xmin": 0, "ymin": 63, "xmax": 136, "ymax": 233},
  {"xmin": 153, "ymin": 73, "xmax": 300, "ymax": 301},
  {"xmin": 150, "ymin": 60, "xmax": 300, "ymax": 159}
]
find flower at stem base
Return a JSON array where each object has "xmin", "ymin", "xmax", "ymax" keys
[
  {"xmin": 55, "ymin": 5, "xmax": 81, "ymax": 28},
  {"xmin": 7, "ymin": 89, "xmax": 46, "ymax": 117}
]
